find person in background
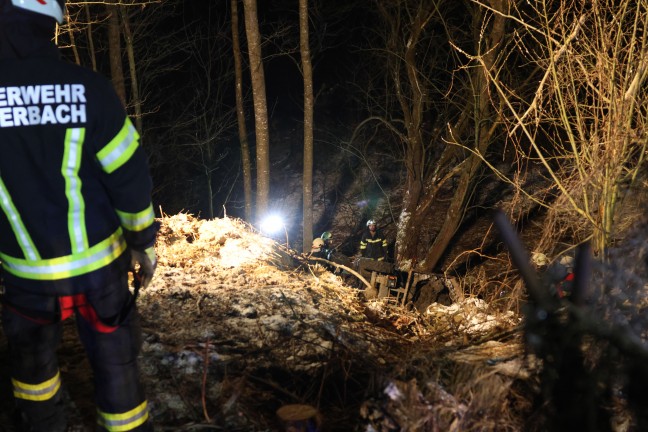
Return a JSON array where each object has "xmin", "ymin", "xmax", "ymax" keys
[
  {"xmin": 545, "ymin": 255, "xmax": 575, "ymax": 299},
  {"xmin": 320, "ymin": 231, "xmax": 333, "ymax": 259},
  {"xmin": 311, "ymin": 231, "xmax": 334, "ymax": 260},
  {"xmin": 0, "ymin": 1, "xmax": 157, "ymax": 431},
  {"xmin": 310, "ymin": 237, "xmax": 328, "ymax": 259},
  {"xmin": 359, "ymin": 219, "xmax": 388, "ymax": 261}
]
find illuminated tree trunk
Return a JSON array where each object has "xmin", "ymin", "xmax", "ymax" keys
[
  {"xmin": 300, "ymin": 0, "xmax": 314, "ymax": 253},
  {"xmin": 242, "ymin": 0, "xmax": 270, "ymax": 219},
  {"xmin": 231, "ymin": 0, "xmax": 253, "ymax": 222}
]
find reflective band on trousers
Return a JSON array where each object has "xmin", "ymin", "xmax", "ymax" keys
[
  {"xmin": 12, "ymin": 371, "xmax": 62, "ymax": 402},
  {"xmin": 97, "ymin": 400, "xmax": 149, "ymax": 432},
  {"xmin": 0, "ymin": 228, "xmax": 127, "ymax": 280}
]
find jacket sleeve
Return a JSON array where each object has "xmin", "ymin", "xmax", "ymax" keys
[
  {"xmin": 92, "ymin": 83, "xmax": 157, "ymax": 251},
  {"xmin": 382, "ymin": 236, "xmax": 389, "ymax": 260},
  {"xmin": 359, "ymin": 232, "xmax": 367, "ymax": 257},
  {"xmin": 96, "ymin": 116, "xmax": 157, "ymax": 250}
]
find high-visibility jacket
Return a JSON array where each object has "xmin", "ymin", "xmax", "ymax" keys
[
  {"xmin": 0, "ymin": 43, "xmax": 157, "ymax": 295},
  {"xmin": 360, "ymin": 229, "xmax": 388, "ymax": 261}
]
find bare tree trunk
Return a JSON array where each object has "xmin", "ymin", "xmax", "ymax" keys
[
  {"xmin": 106, "ymin": 2, "xmax": 126, "ymax": 105},
  {"xmin": 380, "ymin": 1, "xmax": 431, "ymax": 268},
  {"xmin": 231, "ymin": 0, "xmax": 254, "ymax": 222},
  {"xmin": 120, "ymin": 7, "xmax": 143, "ymax": 135},
  {"xmin": 56, "ymin": 3, "xmax": 87, "ymax": 67},
  {"xmin": 300, "ymin": 0, "xmax": 314, "ymax": 254},
  {"xmin": 419, "ymin": 0, "xmax": 505, "ymax": 273},
  {"xmin": 242, "ymin": 0, "xmax": 271, "ymax": 219},
  {"xmin": 84, "ymin": 5, "xmax": 97, "ymax": 71},
  {"xmin": 373, "ymin": 0, "xmax": 505, "ymax": 273},
  {"xmin": 374, "ymin": 1, "xmax": 456, "ymax": 269}
]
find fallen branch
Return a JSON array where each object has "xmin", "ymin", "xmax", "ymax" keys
[{"xmin": 307, "ymin": 256, "xmax": 372, "ymax": 289}]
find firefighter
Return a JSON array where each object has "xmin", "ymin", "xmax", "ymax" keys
[
  {"xmin": 359, "ymin": 220, "xmax": 388, "ymax": 261},
  {"xmin": 310, "ymin": 237, "xmax": 327, "ymax": 259},
  {"xmin": 353, "ymin": 220, "xmax": 389, "ymax": 288},
  {"xmin": 319, "ymin": 231, "xmax": 333, "ymax": 260},
  {"xmin": 321, "ymin": 231, "xmax": 333, "ymax": 252},
  {"xmin": 0, "ymin": 1, "xmax": 157, "ymax": 431},
  {"xmin": 311, "ymin": 232, "xmax": 334, "ymax": 260}
]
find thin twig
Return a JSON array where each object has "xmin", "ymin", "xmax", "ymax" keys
[{"xmin": 202, "ymin": 338, "xmax": 211, "ymax": 423}]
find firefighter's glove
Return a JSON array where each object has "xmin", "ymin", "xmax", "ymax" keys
[{"xmin": 131, "ymin": 246, "xmax": 157, "ymax": 289}]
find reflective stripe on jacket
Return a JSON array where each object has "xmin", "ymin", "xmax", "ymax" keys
[
  {"xmin": 360, "ymin": 229, "xmax": 388, "ymax": 261},
  {"xmin": 0, "ymin": 52, "xmax": 157, "ymax": 293}
]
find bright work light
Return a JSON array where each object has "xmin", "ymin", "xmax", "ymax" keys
[
  {"xmin": 260, "ymin": 214, "xmax": 284, "ymax": 234},
  {"xmin": 260, "ymin": 214, "xmax": 289, "ymax": 247}
]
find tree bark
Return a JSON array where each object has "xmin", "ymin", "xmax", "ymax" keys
[
  {"xmin": 120, "ymin": 7, "xmax": 143, "ymax": 135},
  {"xmin": 242, "ymin": 0, "xmax": 271, "ymax": 220},
  {"xmin": 381, "ymin": 1, "xmax": 431, "ymax": 268},
  {"xmin": 300, "ymin": 0, "xmax": 314, "ymax": 254},
  {"xmin": 231, "ymin": 0, "xmax": 254, "ymax": 222},
  {"xmin": 83, "ymin": 5, "xmax": 96, "ymax": 71}
]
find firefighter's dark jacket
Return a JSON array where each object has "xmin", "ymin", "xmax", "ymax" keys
[
  {"xmin": 360, "ymin": 228, "xmax": 388, "ymax": 261},
  {"xmin": 0, "ymin": 34, "xmax": 157, "ymax": 295}
]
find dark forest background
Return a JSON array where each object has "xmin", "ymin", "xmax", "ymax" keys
[
  {"xmin": 8, "ymin": 3, "xmax": 648, "ymax": 430},
  {"xmin": 56, "ymin": 0, "xmax": 648, "ymax": 281}
]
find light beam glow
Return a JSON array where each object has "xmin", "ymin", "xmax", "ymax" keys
[{"xmin": 260, "ymin": 214, "xmax": 285, "ymax": 234}]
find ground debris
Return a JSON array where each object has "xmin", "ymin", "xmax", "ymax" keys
[
  {"xmin": 0, "ymin": 213, "xmax": 529, "ymax": 432},
  {"xmin": 134, "ymin": 214, "xmax": 528, "ymax": 431}
]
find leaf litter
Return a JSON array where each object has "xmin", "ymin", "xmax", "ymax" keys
[
  {"xmin": 1, "ymin": 213, "xmax": 531, "ymax": 432},
  {"xmin": 137, "ymin": 214, "xmax": 527, "ymax": 431}
]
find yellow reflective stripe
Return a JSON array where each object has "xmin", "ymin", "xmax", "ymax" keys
[
  {"xmin": 97, "ymin": 400, "xmax": 149, "ymax": 432},
  {"xmin": 144, "ymin": 246, "xmax": 156, "ymax": 263},
  {"xmin": 96, "ymin": 118, "xmax": 140, "ymax": 174},
  {"xmin": 12, "ymin": 371, "xmax": 61, "ymax": 402},
  {"xmin": 115, "ymin": 203, "xmax": 155, "ymax": 232},
  {"xmin": 62, "ymin": 127, "xmax": 88, "ymax": 253},
  {"xmin": 0, "ymin": 177, "xmax": 40, "ymax": 261},
  {"xmin": 0, "ymin": 228, "xmax": 127, "ymax": 280}
]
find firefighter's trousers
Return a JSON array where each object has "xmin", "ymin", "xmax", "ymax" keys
[{"xmin": 1, "ymin": 274, "xmax": 153, "ymax": 432}]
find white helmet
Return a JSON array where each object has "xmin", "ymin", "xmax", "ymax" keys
[
  {"xmin": 311, "ymin": 238, "xmax": 325, "ymax": 250},
  {"xmin": 366, "ymin": 219, "xmax": 376, "ymax": 227},
  {"xmin": 9, "ymin": 0, "xmax": 65, "ymax": 24}
]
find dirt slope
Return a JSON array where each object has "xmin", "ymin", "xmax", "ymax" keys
[{"xmin": 0, "ymin": 214, "xmax": 527, "ymax": 432}]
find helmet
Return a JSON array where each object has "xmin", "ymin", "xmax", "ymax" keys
[
  {"xmin": 5, "ymin": 0, "xmax": 65, "ymax": 24},
  {"xmin": 311, "ymin": 238, "xmax": 325, "ymax": 250},
  {"xmin": 321, "ymin": 231, "xmax": 332, "ymax": 241},
  {"xmin": 366, "ymin": 219, "xmax": 376, "ymax": 227},
  {"xmin": 558, "ymin": 255, "xmax": 574, "ymax": 271}
]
